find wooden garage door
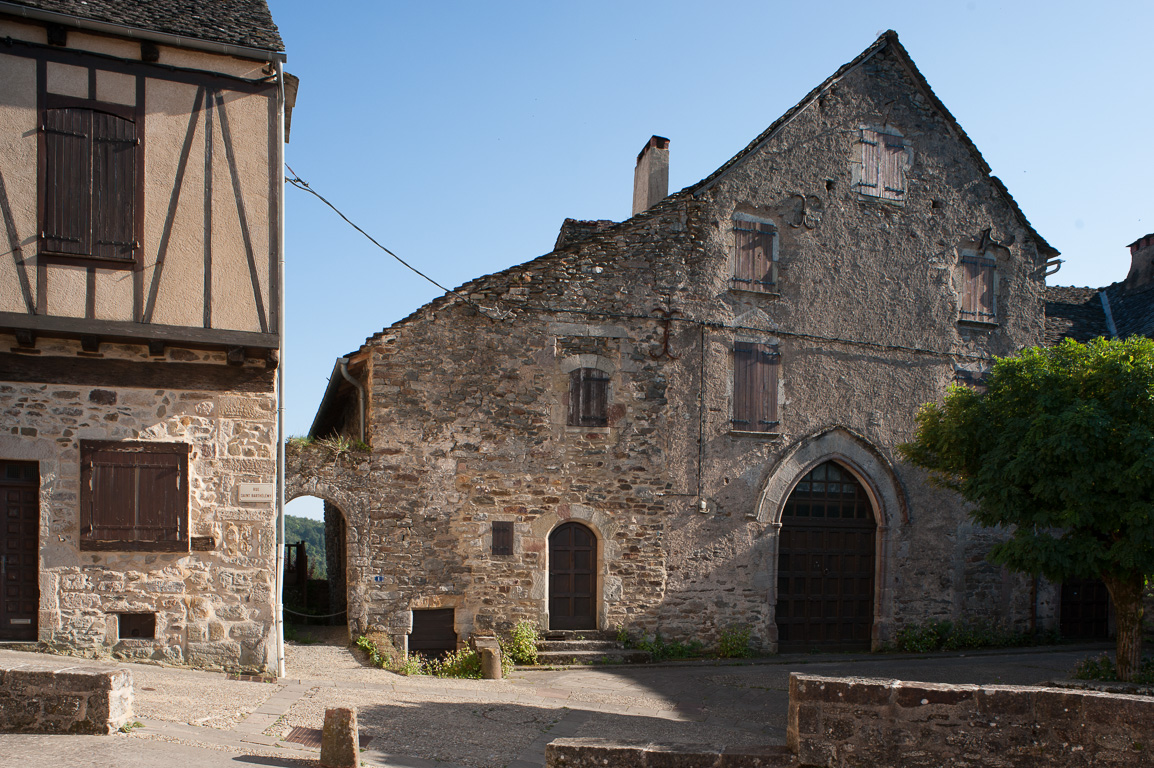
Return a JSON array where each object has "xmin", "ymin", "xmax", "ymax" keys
[
  {"xmin": 776, "ymin": 462, "xmax": 875, "ymax": 652},
  {"xmin": 549, "ymin": 522, "xmax": 597, "ymax": 630},
  {"xmin": 410, "ymin": 608, "xmax": 456, "ymax": 657},
  {"xmin": 1, "ymin": 461, "xmax": 39, "ymax": 641}
]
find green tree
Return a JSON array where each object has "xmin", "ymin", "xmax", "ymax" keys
[{"xmin": 899, "ymin": 337, "xmax": 1154, "ymax": 681}]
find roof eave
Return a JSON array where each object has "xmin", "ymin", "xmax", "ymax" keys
[{"xmin": 0, "ymin": 1, "xmax": 286, "ymax": 61}]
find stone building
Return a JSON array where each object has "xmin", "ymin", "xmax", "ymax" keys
[
  {"xmin": 294, "ymin": 31, "xmax": 1065, "ymax": 654},
  {"xmin": 0, "ymin": 0, "xmax": 292, "ymax": 672}
]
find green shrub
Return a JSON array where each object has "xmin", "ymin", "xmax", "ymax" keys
[
  {"xmin": 422, "ymin": 648, "xmax": 483, "ymax": 679},
  {"xmin": 502, "ymin": 620, "xmax": 540, "ymax": 665},
  {"xmin": 718, "ymin": 625, "xmax": 753, "ymax": 658},
  {"xmin": 628, "ymin": 632, "xmax": 703, "ymax": 661},
  {"xmin": 893, "ymin": 619, "xmax": 1053, "ymax": 653},
  {"xmin": 1073, "ymin": 653, "xmax": 1154, "ymax": 685}
]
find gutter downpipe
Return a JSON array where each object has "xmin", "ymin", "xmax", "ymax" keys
[
  {"xmin": 338, "ymin": 357, "xmax": 366, "ymax": 444},
  {"xmin": 274, "ymin": 62, "xmax": 287, "ymax": 680}
]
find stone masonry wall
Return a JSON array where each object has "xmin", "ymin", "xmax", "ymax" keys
[
  {"xmin": 787, "ymin": 673, "xmax": 1154, "ymax": 768},
  {"xmin": 1, "ymin": 336, "xmax": 278, "ymax": 672},
  {"xmin": 297, "ymin": 38, "xmax": 1058, "ymax": 652},
  {"xmin": 0, "ymin": 658, "xmax": 133, "ymax": 734}
]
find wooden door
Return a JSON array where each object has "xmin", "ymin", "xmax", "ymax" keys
[
  {"xmin": 549, "ymin": 522, "xmax": 596, "ymax": 630},
  {"xmin": 1060, "ymin": 580, "xmax": 1112, "ymax": 640},
  {"xmin": 410, "ymin": 608, "xmax": 456, "ymax": 657},
  {"xmin": 776, "ymin": 462, "xmax": 875, "ymax": 652},
  {"xmin": 1, "ymin": 461, "xmax": 39, "ymax": 641}
]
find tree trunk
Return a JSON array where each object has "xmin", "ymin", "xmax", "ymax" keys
[{"xmin": 1102, "ymin": 573, "xmax": 1145, "ymax": 682}]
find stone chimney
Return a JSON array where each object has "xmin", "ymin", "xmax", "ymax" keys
[
  {"xmin": 632, "ymin": 135, "xmax": 670, "ymax": 216},
  {"xmin": 1123, "ymin": 233, "xmax": 1154, "ymax": 290}
]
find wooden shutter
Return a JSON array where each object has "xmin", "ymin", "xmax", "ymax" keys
[
  {"xmin": 733, "ymin": 342, "xmax": 779, "ymax": 432},
  {"xmin": 91, "ymin": 111, "xmax": 137, "ymax": 260},
  {"xmin": 858, "ymin": 130, "xmax": 879, "ymax": 194},
  {"xmin": 43, "ymin": 107, "xmax": 91, "ymax": 255},
  {"xmin": 960, "ymin": 257, "xmax": 995, "ymax": 321},
  {"xmin": 879, "ymin": 133, "xmax": 905, "ymax": 200},
  {"xmin": 81, "ymin": 442, "xmax": 188, "ymax": 550},
  {"xmin": 733, "ymin": 220, "xmax": 775, "ymax": 291},
  {"xmin": 492, "ymin": 521, "xmax": 513, "ymax": 556},
  {"xmin": 569, "ymin": 368, "xmax": 609, "ymax": 427}
]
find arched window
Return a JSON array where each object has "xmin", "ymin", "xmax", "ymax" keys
[{"xmin": 568, "ymin": 368, "xmax": 608, "ymax": 427}]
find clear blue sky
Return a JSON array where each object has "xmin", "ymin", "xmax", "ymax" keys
[{"xmin": 272, "ymin": 1, "xmax": 1152, "ymax": 520}]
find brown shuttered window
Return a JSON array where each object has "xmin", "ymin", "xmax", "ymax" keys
[
  {"xmin": 859, "ymin": 129, "xmax": 905, "ymax": 201},
  {"xmin": 492, "ymin": 521, "xmax": 514, "ymax": 556},
  {"xmin": 732, "ymin": 341, "xmax": 779, "ymax": 432},
  {"xmin": 42, "ymin": 104, "xmax": 137, "ymax": 261},
  {"xmin": 732, "ymin": 219, "xmax": 776, "ymax": 292},
  {"xmin": 960, "ymin": 256, "xmax": 996, "ymax": 322},
  {"xmin": 568, "ymin": 368, "xmax": 609, "ymax": 427},
  {"xmin": 80, "ymin": 441, "xmax": 189, "ymax": 551}
]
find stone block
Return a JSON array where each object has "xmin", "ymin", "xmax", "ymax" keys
[
  {"xmin": 718, "ymin": 745, "xmax": 797, "ymax": 768},
  {"xmin": 320, "ymin": 707, "xmax": 359, "ymax": 768},
  {"xmin": 646, "ymin": 742, "xmax": 723, "ymax": 768},
  {"xmin": 546, "ymin": 739, "xmax": 647, "ymax": 768},
  {"xmin": 480, "ymin": 646, "xmax": 502, "ymax": 680}
]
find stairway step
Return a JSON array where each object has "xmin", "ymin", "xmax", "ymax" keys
[
  {"xmin": 535, "ymin": 648, "xmax": 652, "ymax": 665},
  {"xmin": 542, "ymin": 630, "xmax": 617, "ymax": 641},
  {"xmin": 536, "ymin": 640, "xmax": 620, "ymax": 652}
]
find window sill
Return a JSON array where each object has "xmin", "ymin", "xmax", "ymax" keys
[
  {"xmin": 565, "ymin": 425, "xmax": 612, "ymax": 434},
  {"xmin": 80, "ymin": 540, "xmax": 189, "ymax": 552},
  {"xmin": 957, "ymin": 318, "xmax": 999, "ymax": 329},
  {"xmin": 729, "ymin": 429, "xmax": 782, "ymax": 440},
  {"xmin": 39, "ymin": 251, "xmax": 137, "ymax": 270},
  {"xmin": 729, "ymin": 285, "xmax": 781, "ymax": 300}
]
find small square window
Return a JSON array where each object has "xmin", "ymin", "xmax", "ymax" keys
[
  {"xmin": 492, "ymin": 522, "xmax": 514, "ymax": 556},
  {"xmin": 118, "ymin": 613, "xmax": 155, "ymax": 640}
]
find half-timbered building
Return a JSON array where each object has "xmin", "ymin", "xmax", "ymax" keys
[{"xmin": 0, "ymin": 0, "xmax": 291, "ymax": 672}]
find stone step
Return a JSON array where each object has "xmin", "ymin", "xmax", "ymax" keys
[
  {"xmin": 541, "ymin": 630, "xmax": 618, "ymax": 642},
  {"xmin": 535, "ymin": 648, "xmax": 652, "ymax": 665},
  {"xmin": 537, "ymin": 639, "xmax": 620, "ymax": 652}
]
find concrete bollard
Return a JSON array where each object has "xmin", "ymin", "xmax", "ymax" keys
[
  {"xmin": 481, "ymin": 646, "xmax": 502, "ymax": 679},
  {"xmin": 320, "ymin": 707, "xmax": 359, "ymax": 768}
]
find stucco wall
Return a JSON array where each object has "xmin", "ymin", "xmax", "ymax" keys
[{"xmin": 0, "ymin": 19, "xmax": 277, "ymax": 334}]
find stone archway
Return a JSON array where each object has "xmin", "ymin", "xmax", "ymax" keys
[{"xmin": 754, "ymin": 428, "xmax": 908, "ymax": 649}]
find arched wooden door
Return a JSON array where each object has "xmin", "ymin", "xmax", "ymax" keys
[
  {"xmin": 776, "ymin": 461, "xmax": 875, "ymax": 651},
  {"xmin": 549, "ymin": 522, "xmax": 596, "ymax": 630}
]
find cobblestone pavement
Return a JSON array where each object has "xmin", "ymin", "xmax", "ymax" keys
[{"xmin": 0, "ymin": 639, "xmax": 1109, "ymax": 768}]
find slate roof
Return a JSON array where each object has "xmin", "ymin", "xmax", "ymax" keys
[
  {"xmin": 3, "ymin": 0, "xmax": 283, "ymax": 53},
  {"xmin": 1043, "ymin": 286, "xmax": 1107, "ymax": 345},
  {"xmin": 1103, "ymin": 282, "xmax": 1154, "ymax": 339},
  {"xmin": 689, "ymin": 30, "xmax": 1058, "ymax": 259}
]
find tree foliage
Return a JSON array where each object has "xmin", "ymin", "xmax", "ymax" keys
[{"xmin": 899, "ymin": 337, "xmax": 1154, "ymax": 680}]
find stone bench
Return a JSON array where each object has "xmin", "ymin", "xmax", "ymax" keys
[{"xmin": 0, "ymin": 660, "xmax": 133, "ymax": 734}]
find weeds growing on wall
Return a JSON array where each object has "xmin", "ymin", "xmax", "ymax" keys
[
  {"xmin": 717, "ymin": 625, "xmax": 754, "ymax": 658},
  {"xmin": 1073, "ymin": 653, "xmax": 1154, "ymax": 685},
  {"xmin": 286, "ymin": 434, "xmax": 370, "ymax": 454},
  {"xmin": 890, "ymin": 619, "xmax": 1058, "ymax": 653},
  {"xmin": 356, "ymin": 633, "xmax": 513, "ymax": 678}
]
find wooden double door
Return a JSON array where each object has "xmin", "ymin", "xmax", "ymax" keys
[
  {"xmin": 776, "ymin": 462, "xmax": 876, "ymax": 652},
  {"xmin": 1, "ymin": 461, "xmax": 39, "ymax": 641},
  {"xmin": 549, "ymin": 522, "xmax": 597, "ymax": 630}
]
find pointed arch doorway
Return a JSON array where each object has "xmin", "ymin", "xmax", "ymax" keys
[
  {"xmin": 776, "ymin": 461, "xmax": 876, "ymax": 651},
  {"xmin": 549, "ymin": 522, "xmax": 597, "ymax": 630}
]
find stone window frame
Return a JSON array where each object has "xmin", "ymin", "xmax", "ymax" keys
[
  {"xmin": 730, "ymin": 212, "xmax": 778, "ymax": 295},
  {"xmin": 729, "ymin": 335, "xmax": 782, "ymax": 437},
  {"xmin": 559, "ymin": 354, "xmax": 616, "ymax": 432},
  {"xmin": 79, "ymin": 440, "xmax": 190, "ymax": 552},
  {"xmin": 852, "ymin": 125, "xmax": 909, "ymax": 204}
]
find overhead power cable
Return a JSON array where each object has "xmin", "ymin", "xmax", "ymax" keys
[{"xmin": 284, "ymin": 164, "xmax": 508, "ymax": 319}]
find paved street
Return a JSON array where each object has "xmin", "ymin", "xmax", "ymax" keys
[{"xmin": 0, "ymin": 641, "xmax": 1109, "ymax": 768}]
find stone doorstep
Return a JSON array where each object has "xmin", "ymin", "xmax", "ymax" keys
[{"xmin": 535, "ymin": 649, "xmax": 653, "ymax": 665}]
